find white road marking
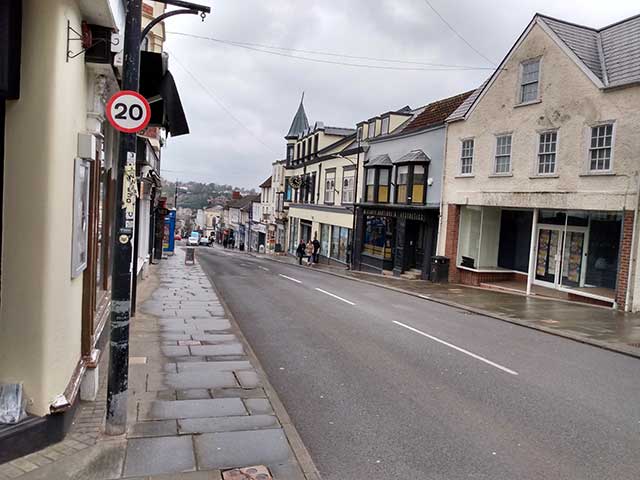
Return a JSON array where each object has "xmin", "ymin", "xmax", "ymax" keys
[
  {"xmin": 279, "ymin": 274, "xmax": 302, "ymax": 284},
  {"xmin": 392, "ymin": 320, "xmax": 519, "ymax": 376},
  {"xmin": 259, "ymin": 266, "xmax": 270, "ymax": 272},
  {"xmin": 315, "ymin": 288, "xmax": 356, "ymax": 306}
]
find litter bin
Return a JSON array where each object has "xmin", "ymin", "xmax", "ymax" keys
[{"xmin": 430, "ymin": 256, "xmax": 450, "ymax": 283}]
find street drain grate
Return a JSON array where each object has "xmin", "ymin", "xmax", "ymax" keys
[
  {"xmin": 223, "ymin": 465, "xmax": 272, "ymax": 480},
  {"xmin": 627, "ymin": 342, "xmax": 640, "ymax": 349}
]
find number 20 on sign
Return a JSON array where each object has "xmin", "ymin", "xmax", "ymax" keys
[{"xmin": 106, "ymin": 90, "xmax": 151, "ymax": 133}]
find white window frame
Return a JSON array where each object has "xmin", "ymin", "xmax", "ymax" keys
[
  {"xmin": 368, "ymin": 120, "xmax": 376, "ymax": 139},
  {"xmin": 518, "ymin": 58, "xmax": 541, "ymax": 104},
  {"xmin": 460, "ymin": 138, "xmax": 474, "ymax": 176},
  {"xmin": 71, "ymin": 158, "xmax": 91, "ymax": 278},
  {"xmin": 342, "ymin": 169, "xmax": 355, "ymax": 204},
  {"xmin": 587, "ymin": 121, "xmax": 615, "ymax": 174},
  {"xmin": 324, "ymin": 171, "xmax": 336, "ymax": 204},
  {"xmin": 381, "ymin": 116, "xmax": 390, "ymax": 135},
  {"xmin": 493, "ymin": 134, "xmax": 513, "ymax": 175},
  {"xmin": 536, "ymin": 130, "xmax": 558, "ymax": 175}
]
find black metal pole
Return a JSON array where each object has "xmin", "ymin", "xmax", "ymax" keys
[
  {"xmin": 105, "ymin": 0, "xmax": 143, "ymax": 436},
  {"xmin": 349, "ymin": 135, "xmax": 361, "ymax": 269}
]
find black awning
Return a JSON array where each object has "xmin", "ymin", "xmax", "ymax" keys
[{"xmin": 139, "ymin": 51, "xmax": 189, "ymax": 137}]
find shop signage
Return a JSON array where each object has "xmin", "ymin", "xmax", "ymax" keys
[
  {"xmin": 363, "ymin": 207, "xmax": 428, "ymax": 222},
  {"xmin": 106, "ymin": 90, "xmax": 151, "ymax": 133}
]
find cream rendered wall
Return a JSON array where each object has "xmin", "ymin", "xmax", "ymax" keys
[
  {"xmin": 438, "ymin": 21, "xmax": 640, "ymax": 254},
  {"xmin": 0, "ymin": 0, "xmax": 89, "ymax": 415}
]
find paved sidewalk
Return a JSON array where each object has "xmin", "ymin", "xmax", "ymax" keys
[
  {"xmin": 242, "ymin": 248, "xmax": 640, "ymax": 359},
  {"xmin": 1, "ymin": 250, "xmax": 319, "ymax": 480}
]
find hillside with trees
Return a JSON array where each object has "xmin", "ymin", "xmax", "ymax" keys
[{"xmin": 162, "ymin": 180, "xmax": 257, "ymax": 209}]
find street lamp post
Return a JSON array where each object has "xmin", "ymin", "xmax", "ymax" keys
[{"xmin": 105, "ymin": 0, "xmax": 210, "ymax": 436}]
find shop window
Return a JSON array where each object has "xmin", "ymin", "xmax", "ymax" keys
[
  {"xmin": 71, "ymin": 158, "xmax": 91, "ymax": 278},
  {"xmin": 363, "ymin": 216, "xmax": 393, "ymax": 260},
  {"xmin": 498, "ymin": 210, "xmax": 532, "ymax": 272},
  {"xmin": 320, "ymin": 223, "xmax": 330, "ymax": 257},
  {"xmin": 458, "ymin": 206, "xmax": 481, "ymax": 267},
  {"xmin": 412, "ymin": 165, "xmax": 425, "ymax": 204},
  {"xmin": 396, "ymin": 165, "xmax": 409, "ymax": 203},
  {"xmin": 330, "ymin": 226, "xmax": 351, "ymax": 263}
]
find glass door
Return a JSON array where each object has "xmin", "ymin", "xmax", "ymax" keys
[{"xmin": 535, "ymin": 227, "xmax": 562, "ymax": 285}]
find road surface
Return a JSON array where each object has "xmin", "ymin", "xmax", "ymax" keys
[{"xmin": 196, "ymin": 246, "xmax": 640, "ymax": 480}]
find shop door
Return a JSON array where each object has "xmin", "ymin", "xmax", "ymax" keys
[
  {"xmin": 405, "ymin": 220, "xmax": 421, "ymax": 270},
  {"xmin": 535, "ymin": 227, "xmax": 562, "ymax": 285},
  {"xmin": 535, "ymin": 226, "xmax": 588, "ymax": 288}
]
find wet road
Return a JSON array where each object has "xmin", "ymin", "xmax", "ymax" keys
[{"xmin": 196, "ymin": 246, "xmax": 640, "ymax": 480}]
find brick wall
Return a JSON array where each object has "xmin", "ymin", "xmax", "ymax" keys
[
  {"xmin": 444, "ymin": 204, "xmax": 460, "ymax": 283},
  {"xmin": 615, "ymin": 210, "xmax": 634, "ymax": 309},
  {"xmin": 459, "ymin": 269, "xmax": 519, "ymax": 286}
]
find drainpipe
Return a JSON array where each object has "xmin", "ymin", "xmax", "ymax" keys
[
  {"xmin": 624, "ymin": 171, "xmax": 640, "ymax": 311},
  {"xmin": 526, "ymin": 208, "xmax": 539, "ymax": 296}
]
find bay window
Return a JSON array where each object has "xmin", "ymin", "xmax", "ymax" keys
[
  {"xmin": 364, "ymin": 167, "xmax": 390, "ymax": 204},
  {"xmin": 412, "ymin": 165, "xmax": 425, "ymax": 204},
  {"xmin": 396, "ymin": 165, "xmax": 409, "ymax": 203}
]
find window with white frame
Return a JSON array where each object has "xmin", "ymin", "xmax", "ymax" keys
[
  {"xmin": 342, "ymin": 170, "xmax": 355, "ymax": 204},
  {"xmin": 537, "ymin": 131, "xmax": 557, "ymax": 174},
  {"xmin": 381, "ymin": 116, "xmax": 390, "ymax": 135},
  {"xmin": 520, "ymin": 59, "xmax": 540, "ymax": 103},
  {"xmin": 368, "ymin": 120, "xmax": 376, "ymax": 138},
  {"xmin": 494, "ymin": 135, "xmax": 512, "ymax": 174},
  {"xmin": 460, "ymin": 139, "xmax": 474, "ymax": 175},
  {"xmin": 589, "ymin": 124, "xmax": 614, "ymax": 172},
  {"xmin": 324, "ymin": 171, "xmax": 336, "ymax": 204}
]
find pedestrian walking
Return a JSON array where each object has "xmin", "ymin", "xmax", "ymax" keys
[
  {"xmin": 223, "ymin": 237, "xmax": 228, "ymax": 249},
  {"xmin": 312, "ymin": 234, "xmax": 320, "ymax": 264},
  {"xmin": 305, "ymin": 241, "xmax": 314, "ymax": 266},
  {"xmin": 296, "ymin": 240, "xmax": 306, "ymax": 265}
]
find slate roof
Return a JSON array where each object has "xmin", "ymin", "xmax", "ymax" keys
[
  {"xmin": 447, "ymin": 80, "xmax": 488, "ymax": 122},
  {"xmin": 365, "ymin": 154, "xmax": 392, "ymax": 167},
  {"xmin": 400, "ymin": 90, "xmax": 474, "ymax": 133},
  {"xmin": 539, "ymin": 14, "xmax": 640, "ymax": 88},
  {"xmin": 286, "ymin": 97, "xmax": 309, "ymax": 139},
  {"xmin": 226, "ymin": 194, "xmax": 258, "ymax": 210},
  {"xmin": 393, "ymin": 149, "xmax": 431, "ymax": 164},
  {"xmin": 324, "ymin": 126, "xmax": 357, "ymax": 136},
  {"xmin": 259, "ymin": 176, "xmax": 272, "ymax": 188}
]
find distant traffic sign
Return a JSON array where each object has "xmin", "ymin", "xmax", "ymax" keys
[{"xmin": 106, "ymin": 90, "xmax": 151, "ymax": 133}]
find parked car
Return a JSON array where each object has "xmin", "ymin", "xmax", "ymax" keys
[
  {"xmin": 187, "ymin": 232, "xmax": 200, "ymax": 246},
  {"xmin": 199, "ymin": 236, "xmax": 210, "ymax": 246},
  {"xmin": 174, "ymin": 234, "xmax": 182, "ymax": 241}
]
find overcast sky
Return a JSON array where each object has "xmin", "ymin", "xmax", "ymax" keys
[{"xmin": 160, "ymin": 0, "xmax": 639, "ymax": 188}]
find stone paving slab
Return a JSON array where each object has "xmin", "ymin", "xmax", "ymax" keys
[
  {"xmin": 236, "ymin": 371, "xmax": 260, "ymax": 389},
  {"xmin": 176, "ymin": 361, "xmax": 252, "ymax": 373},
  {"xmin": 194, "ymin": 429, "xmax": 293, "ymax": 470},
  {"xmin": 123, "ymin": 436, "xmax": 195, "ymax": 478},
  {"xmin": 243, "ymin": 399, "xmax": 273, "ymax": 416},
  {"xmin": 189, "ymin": 334, "xmax": 237, "ymax": 343},
  {"xmin": 161, "ymin": 371, "xmax": 238, "ymax": 390},
  {"xmin": 189, "ymin": 344, "xmax": 244, "ymax": 357},
  {"xmin": 139, "ymin": 398, "xmax": 247, "ymax": 421},
  {"xmin": 178, "ymin": 415, "xmax": 280, "ymax": 434},
  {"xmin": 128, "ymin": 420, "xmax": 179, "ymax": 439}
]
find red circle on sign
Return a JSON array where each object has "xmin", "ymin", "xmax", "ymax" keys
[{"xmin": 106, "ymin": 90, "xmax": 152, "ymax": 133}]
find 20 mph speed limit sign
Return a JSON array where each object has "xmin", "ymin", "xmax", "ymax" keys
[{"xmin": 106, "ymin": 90, "xmax": 152, "ymax": 133}]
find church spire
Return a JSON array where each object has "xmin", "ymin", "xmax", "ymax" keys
[{"xmin": 285, "ymin": 92, "xmax": 309, "ymax": 139}]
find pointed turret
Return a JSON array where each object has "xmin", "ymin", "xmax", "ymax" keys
[{"xmin": 285, "ymin": 93, "xmax": 309, "ymax": 140}]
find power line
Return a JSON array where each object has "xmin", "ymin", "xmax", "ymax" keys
[
  {"xmin": 422, "ymin": 0, "xmax": 496, "ymax": 66},
  {"xmin": 167, "ymin": 31, "xmax": 496, "ymax": 72},
  {"xmin": 167, "ymin": 51, "xmax": 280, "ymax": 156},
  {"xmin": 167, "ymin": 31, "xmax": 494, "ymax": 70}
]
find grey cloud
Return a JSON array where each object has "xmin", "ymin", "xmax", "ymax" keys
[{"xmin": 162, "ymin": 0, "xmax": 639, "ymax": 188}]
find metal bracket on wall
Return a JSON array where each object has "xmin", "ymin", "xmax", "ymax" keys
[{"xmin": 66, "ymin": 20, "xmax": 120, "ymax": 62}]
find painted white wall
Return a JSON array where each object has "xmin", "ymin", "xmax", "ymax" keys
[{"xmin": 0, "ymin": 0, "xmax": 92, "ymax": 415}]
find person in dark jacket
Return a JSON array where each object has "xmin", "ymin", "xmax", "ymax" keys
[
  {"xmin": 296, "ymin": 240, "xmax": 306, "ymax": 265},
  {"xmin": 312, "ymin": 234, "xmax": 321, "ymax": 264}
]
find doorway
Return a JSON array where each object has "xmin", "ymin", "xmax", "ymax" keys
[
  {"xmin": 405, "ymin": 220, "xmax": 423, "ymax": 270},
  {"xmin": 534, "ymin": 224, "xmax": 588, "ymax": 288}
]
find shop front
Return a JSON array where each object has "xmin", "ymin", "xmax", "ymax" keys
[
  {"xmin": 454, "ymin": 205, "xmax": 627, "ymax": 307},
  {"xmin": 354, "ymin": 205, "xmax": 439, "ymax": 279}
]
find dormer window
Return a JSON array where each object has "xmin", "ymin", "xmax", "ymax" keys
[
  {"xmin": 381, "ymin": 116, "xmax": 390, "ymax": 135},
  {"xmin": 520, "ymin": 59, "xmax": 540, "ymax": 103},
  {"xmin": 357, "ymin": 125, "xmax": 363, "ymax": 141},
  {"xmin": 368, "ymin": 120, "xmax": 376, "ymax": 138}
]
